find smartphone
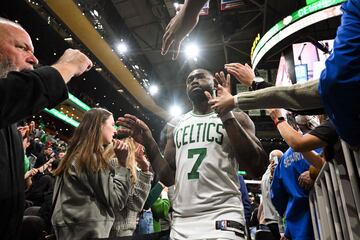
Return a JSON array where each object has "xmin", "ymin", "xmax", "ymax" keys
[{"xmin": 273, "ymin": 156, "xmax": 278, "ymax": 165}]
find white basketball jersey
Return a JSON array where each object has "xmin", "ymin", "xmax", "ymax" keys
[{"xmin": 170, "ymin": 111, "xmax": 245, "ymax": 240}]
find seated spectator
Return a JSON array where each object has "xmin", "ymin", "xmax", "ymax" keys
[
  {"xmin": 25, "ymin": 159, "xmax": 56, "ymax": 206},
  {"xmin": 51, "ymin": 108, "xmax": 132, "ymax": 239},
  {"xmin": 21, "ymin": 159, "xmax": 60, "ymax": 240},
  {"xmin": 33, "ymin": 146, "xmax": 55, "ymax": 169}
]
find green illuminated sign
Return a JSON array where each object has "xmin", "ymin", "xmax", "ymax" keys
[
  {"xmin": 251, "ymin": 0, "xmax": 345, "ymax": 66},
  {"xmin": 306, "ymin": 0, "xmax": 320, "ymax": 5},
  {"xmin": 44, "ymin": 108, "xmax": 80, "ymax": 127},
  {"xmin": 44, "ymin": 92, "xmax": 91, "ymax": 128},
  {"xmin": 68, "ymin": 93, "xmax": 91, "ymax": 111},
  {"xmin": 238, "ymin": 170, "xmax": 247, "ymax": 175}
]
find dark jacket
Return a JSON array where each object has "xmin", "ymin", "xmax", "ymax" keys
[
  {"xmin": 26, "ymin": 173, "xmax": 55, "ymax": 206},
  {"xmin": 0, "ymin": 67, "xmax": 67, "ymax": 239}
]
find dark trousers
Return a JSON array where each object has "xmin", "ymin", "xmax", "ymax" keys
[
  {"xmin": 267, "ymin": 223, "xmax": 281, "ymax": 240},
  {"xmin": 255, "ymin": 223, "xmax": 280, "ymax": 240}
]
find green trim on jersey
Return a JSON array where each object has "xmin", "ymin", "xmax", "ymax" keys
[{"xmin": 189, "ymin": 111, "xmax": 216, "ymax": 117}]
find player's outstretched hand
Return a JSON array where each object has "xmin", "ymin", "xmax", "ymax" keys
[
  {"xmin": 225, "ymin": 63, "xmax": 254, "ymax": 87},
  {"xmin": 161, "ymin": 3, "xmax": 200, "ymax": 60},
  {"xmin": 206, "ymin": 84, "xmax": 235, "ymax": 117},
  {"xmin": 117, "ymin": 114, "xmax": 153, "ymax": 147}
]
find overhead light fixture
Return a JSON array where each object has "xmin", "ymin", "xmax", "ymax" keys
[
  {"xmin": 170, "ymin": 105, "xmax": 183, "ymax": 117},
  {"xmin": 149, "ymin": 85, "xmax": 159, "ymax": 96},
  {"xmin": 184, "ymin": 43, "xmax": 199, "ymax": 60},
  {"xmin": 117, "ymin": 42, "xmax": 128, "ymax": 54}
]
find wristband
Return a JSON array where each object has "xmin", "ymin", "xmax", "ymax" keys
[
  {"xmin": 273, "ymin": 117, "xmax": 285, "ymax": 127},
  {"xmin": 309, "ymin": 166, "xmax": 320, "ymax": 180},
  {"xmin": 220, "ymin": 111, "xmax": 235, "ymax": 122}
]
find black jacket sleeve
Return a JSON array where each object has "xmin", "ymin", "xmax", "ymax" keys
[
  {"xmin": 251, "ymin": 80, "xmax": 274, "ymax": 90},
  {"xmin": 0, "ymin": 66, "xmax": 68, "ymax": 128},
  {"xmin": 308, "ymin": 120, "xmax": 339, "ymax": 145}
]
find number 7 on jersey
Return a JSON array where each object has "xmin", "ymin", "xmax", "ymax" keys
[{"xmin": 187, "ymin": 148, "xmax": 207, "ymax": 180}]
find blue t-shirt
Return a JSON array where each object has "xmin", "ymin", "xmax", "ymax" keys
[
  {"xmin": 318, "ymin": 0, "xmax": 360, "ymax": 146},
  {"xmin": 270, "ymin": 148, "xmax": 322, "ymax": 240},
  {"xmin": 238, "ymin": 175, "xmax": 251, "ymax": 224}
]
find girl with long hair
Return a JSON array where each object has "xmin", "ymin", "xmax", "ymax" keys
[
  {"xmin": 108, "ymin": 137, "xmax": 153, "ymax": 237},
  {"xmin": 51, "ymin": 108, "xmax": 132, "ymax": 239}
]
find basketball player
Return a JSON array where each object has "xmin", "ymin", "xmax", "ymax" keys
[{"xmin": 118, "ymin": 69, "xmax": 267, "ymax": 239}]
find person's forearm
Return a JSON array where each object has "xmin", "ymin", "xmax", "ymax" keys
[
  {"xmin": 25, "ymin": 177, "xmax": 32, "ymax": 189},
  {"xmin": 182, "ymin": 0, "xmax": 209, "ymax": 18},
  {"xmin": 302, "ymin": 151, "xmax": 325, "ymax": 170},
  {"xmin": 275, "ymin": 120, "xmax": 327, "ymax": 152},
  {"xmin": 235, "ymin": 79, "xmax": 322, "ymax": 110},
  {"xmin": 51, "ymin": 64, "xmax": 74, "ymax": 83},
  {"xmin": 144, "ymin": 138, "xmax": 175, "ymax": 186},
  {"xmin": 276, "ymin": 121, "xmax": 304, "ymax": 150},
  {"xmin": 143, "ymin": 182, "xmax": 164, "ymax": 209},
  {"xmin": 223, "ymin": 119, "xmax": 267, "ymax": 178}
]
